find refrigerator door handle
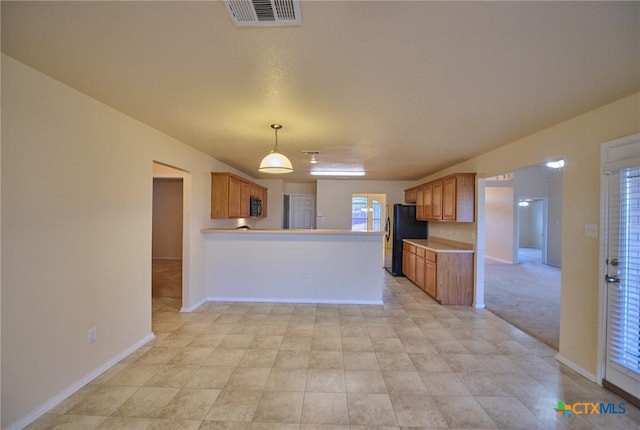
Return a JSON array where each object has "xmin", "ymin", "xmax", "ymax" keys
[{"xmin": 384, "ymin": 216, "xmax": 391, "ymax": 242}]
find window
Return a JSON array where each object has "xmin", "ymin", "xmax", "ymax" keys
[{"xmin": 351, "ymin": 194, "xmax": 384, "ymax": 231}]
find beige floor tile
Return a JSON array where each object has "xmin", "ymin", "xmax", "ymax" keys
[
  {"xmin": 224, "ymin": 367, "xmax": 270, "ymax": 391},
  {"xmin": 457, "ymin": 372, "xmax": 511, "ymax": 396},
  {"xmin": 251, "ymin": 423, "xmax": 299, "ymax": 430},
  {"xmin": 372, "ymin": 338, "xmax": 405, "ymax": 352},
  {"xmin": 158, "ymin": 388, "xmax": 220, "ymax": 420},
  {"xmin": 476, "ymin": 396, "xmax": 540, "ymax": 429},
  {"xmin": 420, "ymin": 371, "xmax": 471, "ymax": 395},
  {"xmin": 219, "ymin": 334, "xmax": 255, "ymax": 349},
  {"xmin": 205, "ymin": 390, "xmax": 261, "ymax": 422},
  {"xmin": 238, "ymin": 349, "xmax": 278, "ymax": 367},
  {"xmin": 345, "ymin": 370, "xmax": 387, "ymax": 393},
  {"xmin": 273, "ymin": 350, "xmax": 310, "ymax": 368},
  {"xmin": 311, "ymin": 336, "xmax": 342, "ymax": 351},
  {"xmin": 168, "ymin": 347, "xmax": 214, "ymax": 365},
  {"xmin": 399, "ymin": 337, "xmax": 438, "ymax": 354},
  {"xmin": 440, "ymin": 353, "xmax": 485, "ymax": 373},
  {"xmin": 382, "ymin": 370, "xmax": 428, "ymax": 393},
  {"xmin": 144, "ymin": 365, "xmax": 199, "ymax": 388},
  {"xmin": 146, "ymin": 419, "xmax": 202, "ymax": 430},
  {"xmin": 306, "ymin": 369, "xmax": 346, "ymax": 393},
  {"xmin": 280, "ymin": 335, "xmax": 313, "ymax": 351},
  {"xmin": 252, "ymin": 391, "xmax": 304, "ymax": 423},
  {"xmin": 95, "ymin": 417, "xmax": 153, "ymax": 430},
  {"xmin": 136, "ymin": 347, "xmax": 183, "ymax": 365},
  {"xmin": 103, "ymin": 364, "xmax": 163, "ymax": 387},
  {"xmin": 186, "ymin": 334, "xmax": 225, "ymax": 348},
  {"xmin": 340, "ymin": 324, "xmax": 369, "ymax": 337},
  {"xmin": 389, "ymin": 392, "xmax": 448, "ymax": 427},
  {"xmin": 113, "ymin": 387, "xmax": 179, "ymax": 418},
  {"xmin": 343, "ymin": 351, "xmax": 379, "ymax": 370},
  {"xmin": 264, "ymin": 368, "xmax": 308, "ymax": 391},
  {"xmin": 67, "ymin": 385, "xmax": 138, "ymax": 416},
  {"xmin": 185, "ymin": 366, "xmax": 235, "ymax": 389},
  {"xmin": 408, "ymin": 353, "xmax": 452, "ymax": 372},
  {"xmin": 341, "ymin": 336, "xmax": 374, "ymax": 352},
  {"xmin": 346, "ymin": 393, "xmax": 398, "ymax": 426},
  {"xmin": 375, "ymin": 352, "xmax": 416, "ymax": 371},
  {"xmin": 367, "ymin": 326, "xmax": 398, "ymax": 339},
  {"xmin": 248, "ymin": 335, "xmax": 284, "ymax": 350},
  {"xmin": 309, "ymin": 350, "xmax": 344, "ymax": 369},
  {"xmin": 204, "ymin": 349, "xmax": 246, "ymax": 367},
  {"xmin": 433, "ymin": 395, "xmax": 497, "ymax": 429},
  {"xmin": 286, "ymin": 324, "xmax": 315, "ymax": 336},
  {"xmin": 301, "ymin": 392, "xmax": 349, "ymax": 425},
  {"xmin": 313, "ymin": 326, "xmax": 341, "ymax": 337},
  {"xmin": 25, "ymin": 414, "xmax": 106, "ymax": 430}
]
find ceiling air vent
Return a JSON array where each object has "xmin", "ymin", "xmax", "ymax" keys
[{"xmin": 225, "ymin": 0, "xmax": 302, "ymax": 27}]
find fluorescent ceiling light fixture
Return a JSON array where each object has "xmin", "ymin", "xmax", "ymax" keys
[
  {"xmin": 310, "ymin": 171, "xmax": 366, "ymax": 176},
  {"xmin": 545, "ymin": 159, "xmax": 565, "ymax": 169},
  {"xmin": 259, "ymin": 124, "xmax": 293, "ymax": 174}
]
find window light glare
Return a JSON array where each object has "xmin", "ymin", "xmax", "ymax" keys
[
  {"xmin": 310, "ymin": 171, "xmax": 366, "ymax": 176},
  {"xmin": 546, "ymin": 159, "xmax": 565, "ymax": 169},
  {"xmin": 518, "ymin": 201, "xmax": 530, "ymax": 207}
]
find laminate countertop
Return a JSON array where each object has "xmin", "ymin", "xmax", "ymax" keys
[
  {"xmin": 402, "ymin": 238, "xmax": 474, "ymax": 253},
  {"xmin": 202, "ymin": 228, "xmax": 383, "ymax": 235}
]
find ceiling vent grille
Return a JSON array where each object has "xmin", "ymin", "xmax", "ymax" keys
[{"xmin": 225, "ymin": 0, "xmax": 302, "ymax": 27}]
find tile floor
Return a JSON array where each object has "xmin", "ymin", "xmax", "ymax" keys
[{"xmin": 28, "ymin": 273, "xmax": 640, "ymax": 429}]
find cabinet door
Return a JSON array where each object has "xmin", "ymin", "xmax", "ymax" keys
[
  {"xmin": 416, "ymin": 185, "xmax": 425, "ymax": 220},
  {"xmin": 415, "ymin": 255, "xmax": 425, "ymax": 289},
  {"xmin": 228, "ymin": 176, "xmax": 243, "ymax": 217},
  {"xmin": 442, "ymin": 176, "xmax": 457, "ymax": 220},
  {"xmin": 425, "ymin": 260, "xmax": 437, "ymax": 298},
  {"xmin": 432, "ymin": 181, "xmax": 443, "ymax": 220},
  {"xmin": 423, "ymin": 183, "xmax": 433, "ymax": 220},
  {"xmin": 404, "ymin": 187, "xmax": 417, "ymax": 203},
  {"xmin": 239, "ymin": 182, "xmax": 251, "ymax": 217}
]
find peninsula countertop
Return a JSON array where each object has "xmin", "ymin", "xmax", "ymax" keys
[
  {"xmin": 402, "ymin": 238, "xmax": 474, "ymax": 253},
  {"xmin": 201, "ymin": 228, "xmax": 384, "ymax": 235}
]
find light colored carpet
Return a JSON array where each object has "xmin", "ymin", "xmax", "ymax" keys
[{"xmin": 484, "ymin": 248, "xmax": 560, "ymax": 350}]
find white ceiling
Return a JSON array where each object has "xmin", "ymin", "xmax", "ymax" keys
[{"xmin": 2, "ymin": 1, "xmax": 639, "ymax": 182}]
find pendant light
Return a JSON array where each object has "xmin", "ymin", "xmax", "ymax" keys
[{"xmin": 258, "ymin": 124, "xmax": 294, "ymax": 174}]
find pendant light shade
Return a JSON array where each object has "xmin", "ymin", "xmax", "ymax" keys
[{"xmin": 259, "ymin": 124, "xmax": 293, "ymax": 174}]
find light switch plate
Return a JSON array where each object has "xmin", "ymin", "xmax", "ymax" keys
[{"xmin": 585, "ymin": 224, "xmax": 598, "ymax": 238}]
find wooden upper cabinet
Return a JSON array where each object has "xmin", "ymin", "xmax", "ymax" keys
[
  {"xmin": 416, "ymin": 185, "xmax": 425, "ymax": 220},
  {"xmin": 211, "ymin": 172, "xmax": 268, "ymax": 219},
  {"xmin": 423, "ymin": 183, "xmax": 433, "ymax": 220},
  {"xmin": 432, "ymin": 180, "xmax": 443, "ymax": 220},
  {"xmin": 412, "ymin": 173, "xmax": 475, "ymax": 223},
  {"xmin": 404, "ymin": 187, "xmax": 418, "ymax": 203}
]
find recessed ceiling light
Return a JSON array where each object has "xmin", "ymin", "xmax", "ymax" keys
[
  {"xmin": 310, "ymin": 171, "xmax": 365, "ymax": 177},
  {"xmin": 545, "ymin": 159, "xmax": 564, "ymax": 169}
]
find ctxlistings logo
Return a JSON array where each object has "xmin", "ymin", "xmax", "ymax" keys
[{"xmin": 555, "ymin": 400, "xmax": 626, "ymax": 417}]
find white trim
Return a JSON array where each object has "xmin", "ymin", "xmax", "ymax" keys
[
  {"xmin": 207, "ymin": 296, "xmax": 384, "ymax": 305},
  {"xmin": 7, "ymin": 333, "xmax": 156, "ymax": 430},
  {"xmin": 473, "ymin": 178, "xmax": 486, "ymax": 309},
  {"xmin": 180, "ymin": 296, "xmax": 207, "ymax": 313},
  {"xmin": 555, "ymin": 353, "xmax": 597, "ymax": 383},
  {"xmin": 484, "ymin": 255, "xmax": 513, "ymax": 264}
]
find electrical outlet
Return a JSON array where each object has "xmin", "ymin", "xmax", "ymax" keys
[
  {"xmin": 303, "ymin": 274, "xmax": 311, "ymax": 283},
  {"xmin": 88, "ymin": 327, "xmax": 97, "ymax": 344}
]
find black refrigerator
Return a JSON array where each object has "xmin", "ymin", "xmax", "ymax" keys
[{"xmin": 384, "ymin": 204, "xmax": 428, "ymax": 276}]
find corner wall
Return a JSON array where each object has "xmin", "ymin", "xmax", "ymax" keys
[
  {"xmin": 0, "ymin": 55, "xmax": 235, "ymax": 428},
  {"xmin": 419, "ymin": 92, "xmax": 640, "ymax": 377}
]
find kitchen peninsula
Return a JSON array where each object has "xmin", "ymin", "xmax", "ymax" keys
[{"xmin": 202, "ymin": 229, "xmax": 384, "ymax": 304}]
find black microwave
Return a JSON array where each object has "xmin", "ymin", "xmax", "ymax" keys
[{"xmin": 250, "ymin": 197, "xmax": 262, "ymax": 217}]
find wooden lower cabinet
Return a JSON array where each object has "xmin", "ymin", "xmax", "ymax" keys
[{"xmin": 402, "ymin": 240, "xmax": 474, "ymax": 305}]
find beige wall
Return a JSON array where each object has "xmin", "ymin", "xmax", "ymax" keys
[
  {"xmin": 0, "ymin": 55, "xmax": 244, "ymax": 428},
  {"xmin": 485, "ymin": 187, "xmax": 514, "ymax": 262},
  {"xmin": 316, "ymin": 180, "xmax": 414, "ymax": 230},
  {"xmin": 285, "ymin": 182, "xmax": 317, "ymax": 195},
  {"xmin": 418, "ymin": 92, "xmax": 640, "ymax": 376}
]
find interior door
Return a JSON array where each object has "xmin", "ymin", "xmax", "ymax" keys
[{"xmin": 604, "ymin": 166, "xmax": 640, "ymax": 398}]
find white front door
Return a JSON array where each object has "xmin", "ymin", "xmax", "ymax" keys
[{"xmin": 602, "ymin": 133, "xmax": 640, "ymax": 398}]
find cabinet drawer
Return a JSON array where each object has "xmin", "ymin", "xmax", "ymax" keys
[
  {"xmin": 403, "ymin": 243, "xmax": 416, "ymax": 254},
  {"xmin": 416, "ymin": 247, "xmax": 426, "ymax": 258},
  {"xmin": 426, "ymin": 250, "xmax": 437, "ymax": 262}
]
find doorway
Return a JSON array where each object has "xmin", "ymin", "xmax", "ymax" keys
[
  {"xmin": 483, "ymin": 164, "xmax": 563, "ymax": 350},
  {"xmin": 351, "ymin": 193, "xmax": 386, "ymax": 231},
  {"xmin": 152, "ymin": 177, "xmax": 183, "ymax": 298}
]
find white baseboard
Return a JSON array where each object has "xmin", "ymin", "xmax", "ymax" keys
[
  {"xmin": 555, "ymin": 353, "xmax": 597, "ymax": 382},
  {"xmin": 180, "ymin": 297, "xmax": 207, "ymax": 312},
  {"xmin": 485, "ymin": 255, "xmax": 513, "ymax": 264},
  {"xmin": 7, "ymin": 333, "xmax": 156, "ymax": 430},
  {"xmin": 207, "ymin": 296, "xmax": 384, "ymax": 305}
]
